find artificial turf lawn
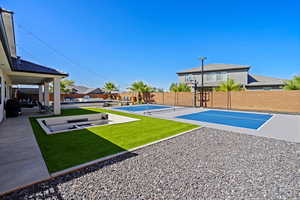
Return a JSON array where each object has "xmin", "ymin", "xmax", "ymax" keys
[{"xmin": 30, "ymin": 107, "xmax": 199, "ymax": 173}]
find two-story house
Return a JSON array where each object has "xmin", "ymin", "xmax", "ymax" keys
[{"xmin": 177, "ymin": 63, "xmax": 285, "ymax": 90}]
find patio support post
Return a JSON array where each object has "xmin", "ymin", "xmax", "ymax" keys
[
  {"xmin": 38, "ymin": 85, "xmax": 43, "ymax": 104},
  {"xmin": 44, "ymin": 82, "xmax": 49, "ymax": 106},
  {"xmin": 53, "ymin": 77, "xmax": 61, "ymax": 115}
]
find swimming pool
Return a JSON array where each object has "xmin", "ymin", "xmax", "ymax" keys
[
  {"xmin": 114, "ymin": 105, "xmax": 171, "ymax": 112},
  {"xmin": 176, "ymin": 110, "xmax": 272, "ymax": 130}
]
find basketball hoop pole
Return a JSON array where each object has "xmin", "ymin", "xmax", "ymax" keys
[
  {"xmin": 198, "ymin": 57, "xmax": 207, "ymax": 107},
  {"xmin": 193, "ymin": 80, "xmax": 197, "ymax": 107}
]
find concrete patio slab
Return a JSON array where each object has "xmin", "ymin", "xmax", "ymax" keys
[{"xmin": 0, "ymin": 108, "xmax": 50, "ymax": 195}]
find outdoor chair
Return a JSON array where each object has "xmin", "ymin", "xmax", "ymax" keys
[{"xmin": 38, "ymin": 101, "xmax": 51, "ymax": 113}]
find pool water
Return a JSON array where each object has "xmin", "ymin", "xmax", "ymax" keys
[
  {"xmin": 176, "ymin": 110, "xmax": 272, "ymax": 130},
  {"xmin": 115, "ymin": 105, "xmax": 171, "ymax": 112}
]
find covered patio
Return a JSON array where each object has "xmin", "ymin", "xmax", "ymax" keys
[
  {"xmin": 8, "ymin": 57, "xmax": 68, "ymax": 115},
  {"xmin": 0, "ymin": 7, "xmax": 68, "ymax": 195}
]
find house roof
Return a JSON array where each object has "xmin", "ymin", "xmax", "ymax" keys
[
  {"xmin": 11, "ymin": 57, "xmax": 68, "ymax": 76},
  {"xmin": 66, "ymin": 85, "xmax": 103, "ymax": 94},
  {"xmin": 67, "ymin": 85, "xmax": 89, "ymax": 93},
  {"xmin": 247, "ymin": 74, "xmax": 286, "ymax": 86},
  {"xmin": 177, "ymin": 64, "xmax": 250, "ymax": 74}
]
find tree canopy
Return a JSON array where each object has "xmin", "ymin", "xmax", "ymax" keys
[
  {"xmin": 103, "ymin": 82, "xmax": 118, "ymax": 93},
  {"xmin": 169, "ymin": 83, "xmax": 191, "ymax": 92},
  {"xmin": 215, "ymin": 79, "xmax": 243, "ymax": 92},
  {"xmin": 283, "ymin": 76, "xmax": 300, "ymax": 90},
  {"xmin": 50, "ymin": 79, "xmax": 74, "ymax": 93},
  {"xmin": 128, "ymin": 81, "xmax": 154, "ymax": 93}
]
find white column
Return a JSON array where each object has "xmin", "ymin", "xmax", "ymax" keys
[
  {"xmin": 38, "ymin": 85, "xmax": 44, "ymax": 104},
  {"xmin": 44, "ymin": 82, "xmax": 49, "ymax": 106},
  {"xmin": 53, "ymin": 78, "xmax": 61, "ymax": 115}
]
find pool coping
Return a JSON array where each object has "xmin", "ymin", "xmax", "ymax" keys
[{"xmin": 110, "ymin": 104, "xmax": 180, "ymax": 113}]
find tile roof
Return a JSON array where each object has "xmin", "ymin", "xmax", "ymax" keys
[
  {"xmin": 11, "ymin": 57, "xmax": 68, "ymax": 76},
  {"xmin": 177, "ymin": 64, "xmax": 250, "ymax": 74}
]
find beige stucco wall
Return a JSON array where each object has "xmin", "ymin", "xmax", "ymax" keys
[
  {"xmin": 0, "ymin": 67, "xmax": 12, "ymax": 122},
  {"xmin": 0, "ymin": 68, "xmax": 5, "ymax": 122}
]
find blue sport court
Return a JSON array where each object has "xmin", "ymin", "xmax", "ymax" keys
[
  {"xmin": 176, "ymin": 110, "xmax": 272, "ymax": 130},
  {"xmin": 115, "ymin": 105, "xmax": 171, "ymax": 112}
]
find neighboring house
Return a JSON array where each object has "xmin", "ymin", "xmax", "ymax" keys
[
  {"xmin": 0, "ymin": 8, "xmax": 68, "ymax": 122},
  {"xmin": 177, "ymin": 63, "xmax": 285, "ymax": 90},
  {"xmin": 66, "ymin": 85, "xmax": 104, "ymax": 94}
]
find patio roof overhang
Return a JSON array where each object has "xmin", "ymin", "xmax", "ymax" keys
[
  {"xmin": 7, "ymin": 71, "xmax": 66, "ymax": 85},
  {"xmin": 7, "ymin": 57, "xmax": 68, "ymax": 85}
]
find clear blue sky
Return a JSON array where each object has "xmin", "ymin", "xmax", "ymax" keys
[{"xmin": 2, "ymin": 0, "xmax": 300, "ymax": 90}]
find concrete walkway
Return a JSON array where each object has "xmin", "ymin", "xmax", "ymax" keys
[{"xmin": 0, "ymin": 108, "xmax": 50, "ymax": 194}]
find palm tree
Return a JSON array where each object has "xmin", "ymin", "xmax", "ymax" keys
[
  {"xmin": 128, "ymin": 81, "xmax": 151, "ymax": 103},
  {"xmin": 169, "ymin": 83, "xmax": 191, "ymax": 92},
  {"xmin": 215, "ymin": 79, "xmax": 242, "ymax": 109},
  {"xmin": 178, "ymin": 83, "xmax": 191, "ymax": 92},
  {"xmin": 283, "ymin": 76, "xmax": 300, "ymax": 90},
  {"xmin": 215, "ymin": 79, "xmax": 242, "ymax": 92},
  {"xmin": 169, "ymin": 83, "xmax": 178, "ymax": 92},
  {"xmin": 50, "ymin": 79, "xmax": 74, "ymax": 93},
  {"xmin": 103, "ymin": 82, "xmax": 118, "ymax": 94}
]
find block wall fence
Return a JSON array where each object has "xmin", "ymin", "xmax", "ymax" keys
[{"xmin": 120, "ymin": 91, "xmax": 300, "ymax": 113}]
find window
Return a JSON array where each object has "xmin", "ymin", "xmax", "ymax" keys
[
  {"xmin": 216, "ymin": 72, "xmax": 227, "ymax": 81},
  {"xmin": 204, "ymin": 72, "xmax": 228, "ymax": 82},
  {"xmin": 185, "ymin": 74, "xmax": 193, "ymax": 82},
  {"xmin": 205, "ymin": 72, "xmax": 216, "ymax": 82}
]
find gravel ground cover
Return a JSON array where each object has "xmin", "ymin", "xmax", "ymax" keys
[{"xmin": 2, "ymin": 128, "xmax": 300, "ymax": 200}]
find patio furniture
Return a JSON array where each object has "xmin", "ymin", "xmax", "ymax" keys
[
  {"xmin": 5, "ymin": 99, "xmax": 22, "ymax": 117},
  {"xmin": 20, "ymin": 98, "xmax": 37, "ymax": 108},
  {"xmin": 38, "ymin": 101, "xmax": 51, "ymax": 113}
]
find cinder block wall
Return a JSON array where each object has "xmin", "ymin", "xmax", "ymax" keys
[
  {"xmin": 227, "ymin": 91, "xmax": 300, "ymax": 113},
  {"xmin": 120, "ymin": 91, "xmax": 300, "ymax": 113}
]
